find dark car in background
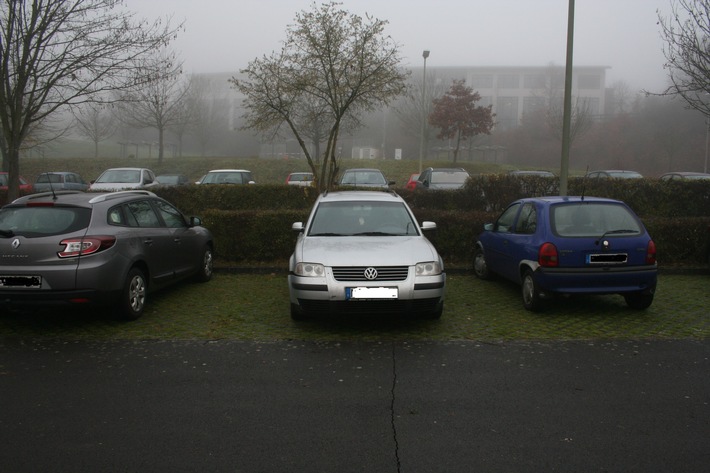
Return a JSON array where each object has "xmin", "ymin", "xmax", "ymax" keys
[
  {"xmin": 0, "ymin": 190, "xmax": 213, "ymax": 320},
  {"xmin": 34, "ymin": 172, "xmax": 89, "ymax": 193},
  {"xmin": 416, "ymin": 167, "xmax": 470, "ymax": 190},
  {"xmin": 473, "ymin": 196, "xmax": 657, "ymax": 311},
  {"xmin": 659, "ymin": 171, "xmax": 710, "ymax": 181},
  {"xmin": 156, "ymin": 173, "xmax": 191, "ymax": 186},
  {"xmin": 585, "ymin": 170, "xmax": 643, "ymax": 179}
]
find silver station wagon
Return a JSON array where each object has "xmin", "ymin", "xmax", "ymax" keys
[{"xmin": 288, "ymin": 191, "xmax": 446, "ymax": 320}]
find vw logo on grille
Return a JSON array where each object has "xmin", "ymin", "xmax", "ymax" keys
[
  {"xmin": 11, "ymin": 238, "xmax": 21, "ymax": 250},
  {"xmin": 364, "ymin": 267, "xmax": 378, "ymax": 280}
]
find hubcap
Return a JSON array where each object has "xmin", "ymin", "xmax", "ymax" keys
[{"xmin": 129, "ymin": 275, "xmax": 146, "ymax": 312}]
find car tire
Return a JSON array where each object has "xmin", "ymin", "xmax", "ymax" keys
[
  {"xmin": 290, "ymin": 303, "xmax": 307, "ymax": 321},
  {"xmin": 472, "ymin": 246, "xmax": 490, "ymax": 280},
  {"xmin": 118, "ymin": 267, "xmax": 147, "ymax": 320},
  {"xmin": 624, "ymin": 292, "xmax": 654, "ymax": 310},
  {"xmin": 426, "ymin": 302, "xmax": 444, "ymax": 320},
  {"xmin": 194, "ymin": 245, "xmax": 213, "ymax": 283},
  {"xmin": 521, "ymin": 269, "xmax": 543, "ymax": 311}
]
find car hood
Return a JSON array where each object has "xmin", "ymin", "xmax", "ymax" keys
[{"xmin": 295, "ymin": 235, "xmax": 439, "ymax": 266}]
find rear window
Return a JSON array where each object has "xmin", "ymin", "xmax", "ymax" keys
[
  {"xmin": 0, "ymin": 206, "xmax": 91, "ymax": 237},
  {"xmin": 552, "ymin": 203, "xmax": 642, "ymax": 237}
]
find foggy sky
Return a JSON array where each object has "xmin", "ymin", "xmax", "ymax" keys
[{"xmin": 124, "ymin": 0, "xmax": 671, "ymax": 91}]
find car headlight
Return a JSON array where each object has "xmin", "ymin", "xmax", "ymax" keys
[
  {"xmin": 415, "ymin": 261, "xmax": 441, "ymax": 276},
  {"xmin": 294, "ymin": 262, "xmax": 325, "ymax": 277}
]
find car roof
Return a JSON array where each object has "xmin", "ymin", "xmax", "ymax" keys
[
  {"xmin": 341, "ymin": 168, "xmax": 384, "ymax": 172},
  {"xmin": 514, "ymin": 196, "xmax": 623, "ymax": 205},
  {"xmin": 317, "ymin": 190, "xmax": 402, "ymax": 203},
  {"xmin": 427, "ymin": 167, "xmax": 469, "ymax": 172},
  {"xmin": 206, "ymin": 169, "xmax": 251, "ymax": 173},
  {"xmin": 661, "ymin": 171, "xmax": 710, "ymax": 176},
  {"xmin": 8, "ymin": 190, "xmax": 158, "ymax": 207},
  {"xmin": 101, "ymin": 167, "xmax": 151, "ymax": 171}
]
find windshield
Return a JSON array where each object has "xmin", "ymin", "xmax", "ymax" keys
[
  {"xmin": 552, "ymin": 203, "xmax": 642, "ymax": 237},
  {"xmin": 431, "ymin": 171, "xmax": 469, "ymax": 184},
  {"xmin": 340, "ymin": 171, "xmax": 386, "ymax": 185},
  {"xmin": 0, "ymin": 207, "xmax": 91, "ymax": 237},
  {"xmin": 308, "ymin": 201, "xmax": 418, "ymax": 236},
  {"xmin": 97, "ymin": 169, "xmax": 141, "ymax": 184}
]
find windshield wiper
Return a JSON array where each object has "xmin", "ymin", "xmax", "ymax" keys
[
  {"xmin": 309, "ymin": 232, "xmax": 346, "ymax": 236},
  {"xmin": 0, "ymin": 229, "xmax": 14, "ymax": 237},
  {"xmin": 595, "ymin": 229, "xmax": 637, "ymax": 244},
  {"xmin": 351, "ymin": 231, "xmax": 398, "ymax": 236}
]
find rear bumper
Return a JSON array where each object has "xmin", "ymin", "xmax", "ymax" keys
[
  {"xmin": 0, "ymin": 288, "xmax": 120, "ymax": 308},
  {"xmin": 535, "ymin": 265, "xmax": 657, "ymax": 295}
]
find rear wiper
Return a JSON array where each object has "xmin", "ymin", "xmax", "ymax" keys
[
  {"xmin": 0, "ymin": 229, "xmax": 14, "ymax": 237},
  {"xmin": 595, "ymin": 229, "xmax": 637, "ymax": 244}
]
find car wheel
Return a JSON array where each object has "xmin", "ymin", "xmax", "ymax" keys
[
  {"xmin": 426, "ymin": 302, "xmax": 443, "ymax": 320},
  {"xmin": 472, "ymin": 247, "xmax": 490, "ymax": 280},
  {"xmin": 118, "ymin": 267, "xmax": 147, "ymax": 320},
  {"xmin": 290, "ymin": 303, "xmax": 307, "ymax": 321},
  {"xmin": 521, "ymin": 269, "xmax": 543, "ymax": 311},
  {"xmin": 195, "ymin": 245, "xmax": 213, "ymax": 283},
  {"xmin": 624, "ymin": 292, "xmax": 654, "ymax": 310}
]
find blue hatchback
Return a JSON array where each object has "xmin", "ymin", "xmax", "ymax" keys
[{"xmin": 473, "ymin": 196, "xmax": 657, "ymax": 311}]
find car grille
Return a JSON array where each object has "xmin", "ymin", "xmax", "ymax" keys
[
  {"xmin": 332, "ymin": 266, "xmax": 409, "ymax": 282},
  {"xmin": 297, "ymin": 298, "xmax": 441, "ymax": 316}
]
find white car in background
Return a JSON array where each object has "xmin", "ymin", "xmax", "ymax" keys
[{"xmin": 89, "ymin": 168, "xmax": 159, "ymax": 191}]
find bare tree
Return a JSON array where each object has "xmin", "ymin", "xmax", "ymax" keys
[
  {"xmin": 73, "ymin": 103, "xmax": 116, "ymax": 158},
  {"xmin": 394, "ymin": 71, "xmax": 445, "ymax": 160},
  {"xmin": 115, "ymin": 51, "xmax": 188, "ymax": 163},
  {"xmin": 655, "ymin": 0, "xmax": 710, "ymax": 117},
  {"xmin": 0, "ymin": 0, "xmax": 182, "ymax": 200},
  {"xmin": 187, "ymin": 75, "xmax": 231, "ymax": 158},
  {"xmin": 231, "ymin": 1, "xmax": 408, "ymax": 191}
]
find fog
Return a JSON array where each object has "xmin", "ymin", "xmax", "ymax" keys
[{"xmin": 124, "ymin": 0, "xmax": 671, "ymax": 92}]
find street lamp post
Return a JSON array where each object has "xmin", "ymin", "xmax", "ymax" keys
[{"xmin": 419, "ymin": 50, "xmax": 430, "ymax": 173}]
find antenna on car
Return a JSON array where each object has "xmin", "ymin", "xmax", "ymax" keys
[
  {"xmin": 44, "ymin": 172, "xmax": 58, "ymax": 201},
  {"xmin": 580, "ymin": 165, "xmax": 589, "ymax": 202}
]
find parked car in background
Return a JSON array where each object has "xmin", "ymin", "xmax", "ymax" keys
[
  {"xmin": 89, "ymin": 167, "xmax": 158, "ymax": 191},
  {"xmin": 473, "ymin": 196, "xmax": 657, "ymax": 311},
  {"xmin": 288, "ymin": 190, "xmax": 446, "ymax": 320},
  {"xmin": 156, "ymin": 173, "xmax": 191, "ymax": 186},
  {"xmin": 0, "ymin": 190, "xmax": 213, "ymax": 320},
  {"xmin": 0, "ymin": 172, "xmax": 33, "ymax": 193},
  {"xmin": 286, "ymin": 172, "xmax": 315, "ymax": 187},
  {"xmin": 508, "ymin": 170, "xmax": 556, "ymax": 177},
  {"xmin": 659, "ymin": 171, "xmax": 710, "ymax": 181},
  {"xmin": 33, "ymin": 172, "xmax": 89, "ymax": 193},
  {"xmin": 337, "ymin": 168, "xmax": 393, "ymax": 189},
  {"xmin": 197, "ymin": 169, "xmax": 255, "ymax": 185},
  {"xmin": 405, "ymin": 173, "xmax": 420, "ymax": 191},
  {"xmin": 416, "ymin": 167, "xmax": 470, "ymax": 190},
  {"xmin": 585, "ymin": 170, "xmax": 643, "ymax": 179}
]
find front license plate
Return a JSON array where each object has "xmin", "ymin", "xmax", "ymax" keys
[
  {"xmin": 346, "ymin": 287, "xmax": 398, "ymax": 300},
  {"xmin": 0, "ymin": 275, "xmax": 42, "ymax": 288}
]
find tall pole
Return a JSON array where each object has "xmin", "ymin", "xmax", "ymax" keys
[
  {"xmin": 560, "ymin": 0, "xmax": 575, "ymax": 196},
  {"xmin": 419, "ymin": 50, "xmax": 430, "ymax": 173},
  {"xmin": 705, "ymin": 117, "xmax": 709, "ymax": 173}
]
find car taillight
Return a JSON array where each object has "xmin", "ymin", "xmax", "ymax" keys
[
  {"xmin": 58, "ymin": 236, "xmax": 116, "ymax": 258},
  {"xmin": 538, "ymin": 242, "xmax": 558, "ymax": 267},
  {"xmin": 646, "ymin": 240, "xmax": 657, "ymax": 264}
]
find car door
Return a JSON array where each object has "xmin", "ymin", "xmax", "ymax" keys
[
  {"xmin": 124, "ymin": 199, "xmax": 175, "ymax": 285},
  {"xmin": 152, "ymin": 199, "xmax": 201, "ymax": 279},
  {"xmin": 485, "ymin": 202, "xmax": 522, "ymax": 282}
]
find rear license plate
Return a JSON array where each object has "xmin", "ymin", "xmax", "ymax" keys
[
  {"xmin": 587, "ymin": 253, "xmax": 628, "ymax": 264},
  {"xmin": 0, "ymin": 275, "xmax": 42, "ymax": 288},
  {"xmin": 346, "ymin": 287, "xmax": 398, "ymax": 300}
]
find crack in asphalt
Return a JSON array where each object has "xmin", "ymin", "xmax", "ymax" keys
[{"xmin": 391, "ymin": 342, "xmax": 401, "ymax": 473}]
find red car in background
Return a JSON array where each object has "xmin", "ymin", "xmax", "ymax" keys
[
  {"xmin": 405, "ymin": 173, "xmax": 420, "ymax": 191},
  {"xmin": 0, "ymin": 172, "xmax": 33, "ymax": 194}
]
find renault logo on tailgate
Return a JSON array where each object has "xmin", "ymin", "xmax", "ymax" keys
[
  {"xmin": 364, "ymin": 267, "xmax": 378, "ymax": 280},
  {"xmin": 11, "ymin": 238, "xmax": 21, "ymax": 249}
]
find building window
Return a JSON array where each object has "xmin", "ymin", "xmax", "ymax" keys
[
  {"xmin": 523, "ymin": 96, "xmax": 546, "ymax": 115},
  {"xmin": 524, "ymin": 74, "xmax": 546, "ymax": 89},
  {"xmin": 496, "ymin": 96, "xmax": 519, "ymax": 129},
  {"xmin": 497, "ymin": 74, "xmax": 519, "ymax": 89},
  {"xmin": 578, "ymin": 97, "xmax": 600, "ymax": 116},
  {"xmin": 471, "ymin": 74, "xmax": 493, "ymax": 88}
]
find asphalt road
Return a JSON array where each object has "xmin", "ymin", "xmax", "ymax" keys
[{"xmin": 1, "ymin": 338, "xmax": 708, "ymax": 472}]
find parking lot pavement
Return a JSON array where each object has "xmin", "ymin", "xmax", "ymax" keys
[{"xmin": 1, "ymin": 338, "xmax": 708, "ymax": 472}]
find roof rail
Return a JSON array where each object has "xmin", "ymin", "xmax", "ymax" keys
[
  {"xmin": 12, "ymin": 190, "xmax": 83, "ymax": 203},
  {"xmin": 88, "ymin": 190, "xmax": 156, "ymax": 204}
]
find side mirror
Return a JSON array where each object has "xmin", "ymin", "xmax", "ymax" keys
[
  {"xmin": 484, "ymin": 223, "xmax": 494, "ymax": 231},
  {"xmin": 189, "ymin": 216, "xmax": 202, "ymax": 227},
  {"xmin": 421, "ymin": 221, "xmax": 437, "ymax": 231},
  {"xmin": 292, "ymin": 222, "xmax": 304, "ymax": 232}
]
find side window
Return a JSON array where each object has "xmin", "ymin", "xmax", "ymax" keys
[
  {"xmin": 107, "ymin": 206, "xmax": 125, "ymax": 226},
  {"xmin": 154, "ymin": 200, "xmax": 186, "ymax": 228},
  {"xmin": 126, "ymin": 200, "xmax": 161, "ymax": 227},
  {"xmin": 516, "ymin": 203, "xmax": 537, "ymax": 234},
  {"xmin": 495, "ymin": 203, "xmax": 521, "ymax": 233}
]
